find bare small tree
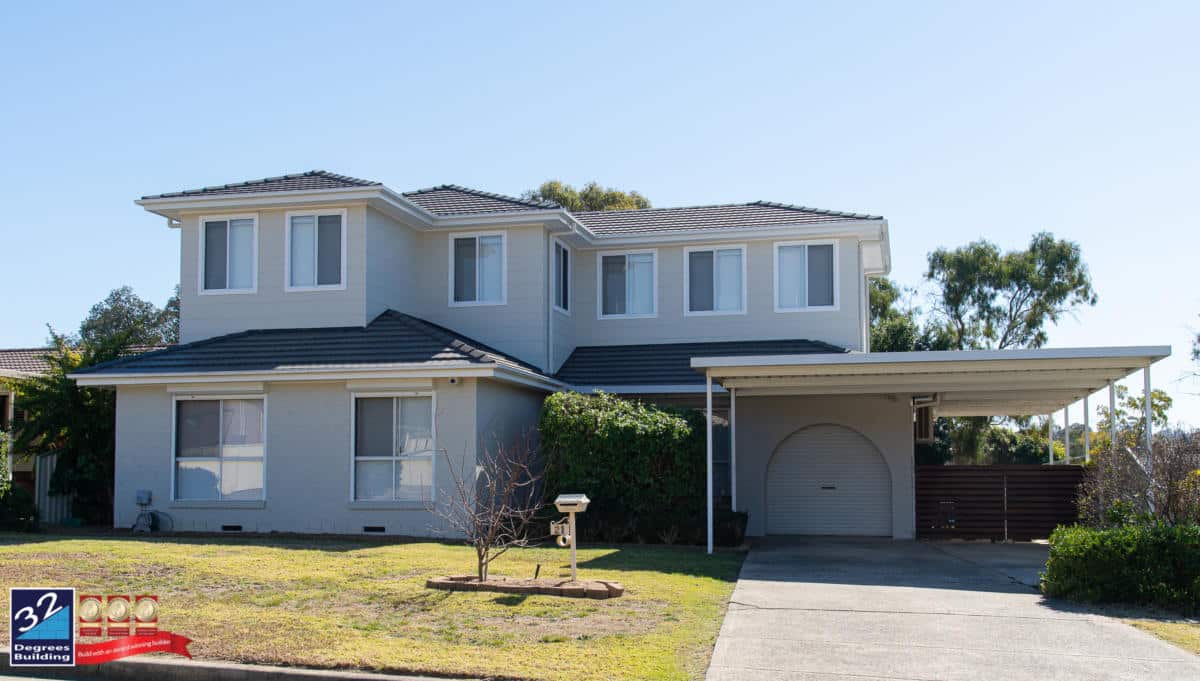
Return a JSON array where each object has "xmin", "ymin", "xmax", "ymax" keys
[
  {"xmin": 1079, "ymin": 430, "xmax": 1200, "ymax": 526},
  {"xmin": 429, "ymin": 432, "xmax": 546, "ymax": 581}
]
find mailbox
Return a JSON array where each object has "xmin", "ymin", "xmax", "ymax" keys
[
  {"xmin": 554, "ymin": 493, "xmax": 590, "ymax": 513},
  {"xmin": 552, "ymin": 493, "xmax": 590, "ymax": 581}
]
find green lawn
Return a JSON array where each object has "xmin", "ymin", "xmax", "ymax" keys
[{"xmin": 0, "ymin": 533, "xmax": 744, "ymax": 680}]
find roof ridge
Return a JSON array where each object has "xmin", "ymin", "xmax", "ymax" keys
[
  {"xmin": 0, "ymin": 347, "xmax": 53, "ymax": 353},
  {"xmin": 747, "ymin": 200, "xmax": 881, "ymax": 220},
  {"xmin": 141, "ymin": 170, "xmax": 381, "ymax": 200},
  {"xmin": 573, "ymin": 200, "xmax": 881, "ymax": 219},
  {"xmin": 74, "ymin": 329, "xmax": 260, "ymax": 374},
  {"xmin": 402, "ymin": 184, "xmax": 558, "ymax": 210},
  {"xmin": 376, "ymin": 311, "xmax": 547, "ymax": 374}
]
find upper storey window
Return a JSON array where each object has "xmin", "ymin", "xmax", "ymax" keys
[
  {"xmin": 450, "ymin": 232, "xmax": 506, "ymax": 306},
  {"xmin": 201, "ymin": 215, "xmax": 257, "ymax": 293},
  {"xmin": 554, "ymin": 240, "xmax": 570, "ymax": 314},
  {"xmin": 686, "ymin": 246, "xmax": 745, "ymax": 315},
  {"xmin": 775, "ymin": 240, "xmax": 837, "ymax": 311},
  {"xmin": 599, "ymin": 249, "xmax": 656, "ymax": 318},
  {"xmin": 287, "ymin": 210, "xmax": 345, "ymax": 290}
]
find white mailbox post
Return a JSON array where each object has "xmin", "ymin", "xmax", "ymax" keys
[{"xmin": 552, "ymin": 493, "xmax": 590, "ymax": 581}]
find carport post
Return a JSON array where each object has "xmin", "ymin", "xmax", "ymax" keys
[
  {"xmin": 706, "ymin": 371, "xmax": 714, "ymax": 555},
  {"xmin": 1083, "ymin": 395, "xmax": 1091, "ymax": 463},
  {"xmin": 1109, "ymin": 380, "xmax": 1117, "ymax": 453},
  {"xmin": 730, "ymin": 387, "xmax": 737, "ymax": 513},
  {"xmin": 1063, "ymin": 407, "xmax": 1070, "ymax": 464},
  {"xmin": 1046, "ymin": 414, "xmax": 1053, "ymax": 464},
  {"xmin": 1143, "ymin": 366, "xmax": 1153, "ymax": 454}
]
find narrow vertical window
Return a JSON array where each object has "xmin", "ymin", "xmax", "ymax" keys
[
  {"xmin": 554, "ymin": 241, "xmax": 570, "ymax": 312},
  {"xmin": 599, "ymin": 251, "xmax": 656, "ymax": 317},
  {"xmin": 451, "ymin": 234, "xmax": 505, "ymax": 304},
  {"xmin": 687, "ymin": 247, "xmax": 744, "ymax": 314},
  {"xmin": 776, "ymin": 242, "xmax": 837, "ymax": 310},
  {"xmin": 287, "ymin": 212, "xmax": 343, "ymax": 289},
  {"xmin": 202, "ymin": 217, "xmax": 256, "ymax": 292}
]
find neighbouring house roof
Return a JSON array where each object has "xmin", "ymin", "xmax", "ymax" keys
[
  {"xmin": 402, "ymin": 185, "xmax": 557, "ymax": 215},
  {"xmin": 555, "ymin": 339, "xmax": 847, "ymax": 388},
  {"xmin": 571, "ymin": 202, "xmax": 882, "ymax": 236},
  {"xmin": 140, "ymin": 170, "xmax": 381, "ymax": 200},
  {"xmin": 74, "ymin": 311, "xmax": 548, "ymax": 380},
  {"xmin": 0, "ymin": 348, "xmax": 52, "ymax": 376}
]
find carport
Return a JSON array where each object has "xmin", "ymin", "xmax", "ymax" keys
[{"xmin": 693, "ymin": 346, "xmax": 1171, "ymax": 553}]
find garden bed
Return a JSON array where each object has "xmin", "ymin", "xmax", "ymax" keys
[{"xmin": 427, "ymin": 575, "xmax": 623, "ymax": 598}]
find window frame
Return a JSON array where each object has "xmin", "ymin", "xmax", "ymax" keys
[
  {"xmin": 447, "ymin": 231, "xmax": 508, "ymax": 307},
  {"xmin": 773, "ymin": 239, "xmax": 840, "ymax": 312},
  {"xmin": 683, "ymin": 244, "xmax": 748, "ymax": 317},
  {"xmin": 170, "ymin": 394, "xmax": 268, "ymax": 503},
  {"xmin": 348, "ymin": 391, "xmax": 437, "ymax": 504},
  {"xmin": 553, "ymin": 238, "xmax": 571, "ymax": 315},
  {"xmin": 596, "ymin": 248, "xmax": 658, "ymax": 320},
  {"xmin": 198, "ymin": 213, "xmax": 259, "ymax": 295},
  {"xmin": 284, "ymin": 208, "xmax": 348, "ymax": 292}
]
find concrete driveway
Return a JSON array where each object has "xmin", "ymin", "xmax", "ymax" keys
[{"xmin": 707, "ymin": 539, "xmax": 1200, "ymax": 681}]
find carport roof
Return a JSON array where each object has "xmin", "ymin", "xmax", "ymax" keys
[{"xmin": 691, "ymin": 346, "xmax": 1171, "ymax": 416}]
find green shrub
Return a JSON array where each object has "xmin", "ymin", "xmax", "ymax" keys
[
  {"xmin": 0, "ymin": 484, "xmax": 38, "ymax": 532},
  {"xmin": 1043, "ymin": 522, "xmax": 1200, "ymax": 613},
  {"xmin": 539, "ymin": 391, "xmax": 745, "ymax": 545}
]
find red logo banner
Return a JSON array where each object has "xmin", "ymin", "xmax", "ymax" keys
[{"xmin": 75, "ymin": 632, "xmax": 193, "ymax": 665}]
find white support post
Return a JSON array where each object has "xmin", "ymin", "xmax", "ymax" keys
[
  {"xmin": 1083, "ymin": 395, "xmax": 1091, "ymax": 464},
  {"xmin": 1063, "ymin": 406, "xmax": 1070, "ymax": 464},
  {"xmin": 1143, "ymin": 366, "xmax": 1153, "ymax": 454},
  {"xmin": 706, "ymin": 371, "xmax": 714, "ymax": 555},
  {"xmin": 1047, "ymin": 414, "xmax": 1054, "ymax": 464},
  {"xmin": 1109, "ymin": 380, "xmax": 1117, "ymax": 454},
  {"xmin": 730, "ymin": 387, "xmax": 737, "ymax": 513}
]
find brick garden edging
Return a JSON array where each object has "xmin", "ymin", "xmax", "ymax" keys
[{"xmin": 426, "ymin": 575, "xmax": 624, "ymax": 599}]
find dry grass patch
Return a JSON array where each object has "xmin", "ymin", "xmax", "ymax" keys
[
  {"xmin": 1128, "ymin": 620, "xmax": 1200, "ymax": 656},
  {"xmin": 0, "ymin": 533, "xmax": 743, "ymax": 680}
]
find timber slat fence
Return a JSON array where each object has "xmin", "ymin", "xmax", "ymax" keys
[{"xmin": 915, "ymin": 465, "xmax": 1085, "ymax": 540}]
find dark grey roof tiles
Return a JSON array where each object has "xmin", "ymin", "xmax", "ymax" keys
[
  {"xmin": 141, "ymin": 170, "xmax": 381, "ymax": 200},
  {"xmin": 554, "ymin": 339, "xmax": 847, "ymax": 386},
  {"xmin": 573, "ymin": 201, "xmax": 882, "ymax": 235},
  {"xmin": 0, "ymin": 348, "xmax": 52, "ymax": 375},
  {"xmin": 75, "ymin": 312, "xmax": 545, "ymax": 378},
  {"xmin": 402, "ymin": 185, "xmax": 557, "ymax": 215}
]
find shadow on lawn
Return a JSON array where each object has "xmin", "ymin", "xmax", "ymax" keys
[
  {"xmin": 575, "ymin": 543, "xmax": 744, "ymax": 580},
  {"xmin": 0, "ymin": 528, "xmax": 472, "ymax": 555}
]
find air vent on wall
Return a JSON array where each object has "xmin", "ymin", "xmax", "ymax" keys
[
  {"xmin": 221, "ymin": 525, "xmax": 243, "ymax": 532},
  {"xmin": 363, "ymin": 526, "xmax": 385, "ymax": 533}
]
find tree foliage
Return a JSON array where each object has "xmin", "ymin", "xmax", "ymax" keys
[
  {"xmin": 523, "ymin": 180, "xmax": 651, "ymax": 212},
  {"xmin": 868, "ymin": 278, "xmax": 952, "ymax": 352},
  {"xmin": 926, "ymin": 232, "xmax": 1097, "ymax": 350},
  {"xmin": 78, "ymin": 285, "xmax": 178, "ymax": 347},
  {"xmin": 1095, "ymin": 384, "xmax": 1173, "ymax": 451}
]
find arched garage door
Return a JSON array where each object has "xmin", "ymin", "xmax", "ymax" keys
[{"xmin": 766, "ymin": 424, "xmax": 892, "ymax": 536}]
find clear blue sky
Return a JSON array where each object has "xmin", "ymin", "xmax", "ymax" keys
[{"xmin": 2, "ymin": 2, "xmax": 1197, "ymax": 424}]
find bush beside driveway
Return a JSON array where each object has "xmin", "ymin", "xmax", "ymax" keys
[{"xmin": 0, "ymin": 533, "xmax": 744, "ymax": 681}]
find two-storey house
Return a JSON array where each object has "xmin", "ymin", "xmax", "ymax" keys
[{"xmin": 75, "ymin": 171, "xmax": 1169, "ymax": 548}]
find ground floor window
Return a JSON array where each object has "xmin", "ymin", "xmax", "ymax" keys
[
  {"xmin": 174, "ymin": 397, "xmax": 265, "ymax": 501},
  {"xmin": 352, "ymin": 394, "xmax": 434, "ymax": 501}
]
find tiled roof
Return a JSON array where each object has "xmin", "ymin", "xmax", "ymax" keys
[
  {"xmin": 141, "ymin": 170, "xmax": 381, "ymax": 200},
  {"xmin": 555, "ymin": 339, "xmax": 847, "ymax": 386},
  {"xmin": 402, "ymin": 185, "xmax": 557, "ymax": 215},
  {"xmin": 0, "ymin": 348, "xmax": 52, "ymax": 375},
  {"xmin": 75, "ymin": 312, "xmax": 546, "ymax": 378},
  {"xmin": 573, "ymin": 201, "xmax": 882, "ymax": 236}
]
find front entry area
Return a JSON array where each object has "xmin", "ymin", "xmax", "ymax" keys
[{"xmin": 765, "ymin": 424, "xmax": 892, "ymax": 536}]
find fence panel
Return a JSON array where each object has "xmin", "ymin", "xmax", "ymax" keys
[{"xmin": 916, "ymin": 465, "xmax": 1084, "ymax": 540}]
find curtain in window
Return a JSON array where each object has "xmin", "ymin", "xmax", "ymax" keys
[
  {"xmin": 689, "ymin": 251, "xmax": 715, "ymax": 312},
  {"xmin": 777, "ymin": 245, "xmax": 807, "ymax": 309},
  {"xmin": 227, "ymin": 219, "xmax": 255, "ymax": 289},
  {"xmin": 397, "ymin": 396, "xmax": 433, "ymax": 453},
  {"xmin": 316, "ymin": 215, "xmax": 342, "ymax": 286},
  {"xmin": 453, "ymin": 238, "xmax": 477, "ymax": 302},
  {"xmin": 289, "ymin": 216, "xmax": 316, "ymax": 287},
  {"xmin": 626, "ymin": 253, "xmax": 653, "ymax": 315},
  {"xmin": 807, "ymin": 244, "xmax": 834, "ymax": 307},
  {"xmin": 177, "ymin": 400, "xmax": 219, "ymax": 458},
  {"xmin": 602, "ymin": 255, "xmax": 626, "ymax": 315},
  {"xmin": 477, "ymin": 235, "xmax": 503, "ymax": 302},
  {"xmin": 715, "ymin": 249, "xmax": 742, "ymax": 311}
]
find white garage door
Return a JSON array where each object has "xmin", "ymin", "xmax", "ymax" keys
[{"xmin": 766, "ymin": 424, "xmax": 892, "ymax": 536}]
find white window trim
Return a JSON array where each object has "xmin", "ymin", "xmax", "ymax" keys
[
  {"xmin": 553, "ymin": 238, "xmax": 571, "ymax": 316},
  {"xmin": 170, "ymin": 393, "xmax": 268, "ymax": 502},
  {"xmin": 683, "ymin": 244, "xmax": 748, "ymax": 317},
  {"xmin": 198, "ymin": 213, "xmax": 259, "ymax": 295},
  {"xmin": 348, "ymin": 391, "xmax": 437, "ymax": 504},
  {"xmin": 773, "ymin": 239, "xmax": 840, "ymax": 312},
  {"xmin": 596, "ymin": 248, "xmax": 658, "ymax": 319},
  {"xmin": 284, "ymin": 208, "xmax": 348, "ymax": 292},
  {"xmin": 447, "ymin": 231, "xmax": 508, "ymax": 307}
]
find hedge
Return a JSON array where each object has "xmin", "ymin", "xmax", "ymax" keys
[
  {"xmin": 1042, "ymin": 522, "xmax": 1200, "ymax": 614},
  {"xmin": 539, "ymin": 391, "xmax": 745, "ymax": 545}
]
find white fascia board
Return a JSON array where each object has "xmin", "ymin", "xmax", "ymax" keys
[
  {"xmin": 576, "ymin": 220, "xmax": 886, "ymax": 248},
  {"xmin": 430, "ymin": 209, "xmax": 572, "ymax": 229},
  {"xmin": 70, "ymin": 362, "xmax": 496, "ymax": 387},
  {"xmin": 571, "ymin": 384, "xmax": 727, "ymax": 394},
  {"xmin": 136, "ymin": 186, "xmax": 439, "ymax": 227},
  {"xmin": 0, "ymin": 370, "xmax": 37, "ymax": 379},
  {"xmin": 491, "ymin": 366, "xmax": 569, "ymax": 392},
  {"xmin": 691, "ymin": 345, "xmax": 1172, "ymax": 370}
]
